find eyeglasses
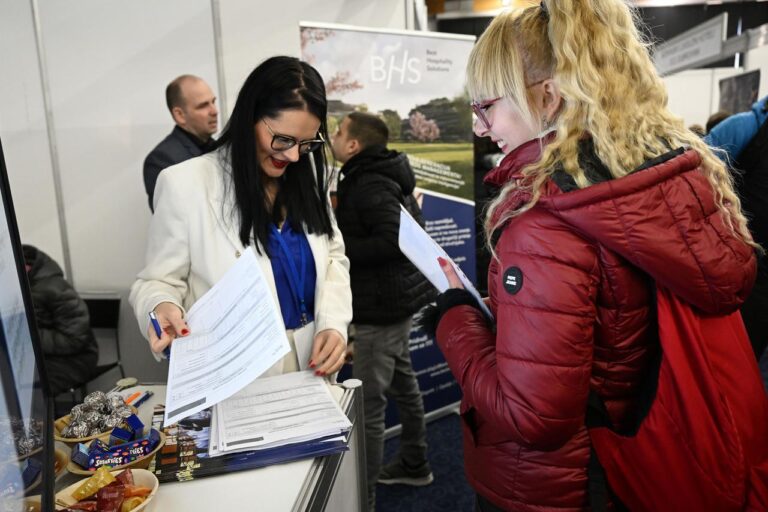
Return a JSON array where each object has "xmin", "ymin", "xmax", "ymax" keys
[
  {"xmin": 471, "ymin": 97, "xmax": 502, "ymax": 131},
  {"xmin": 470, "ymin": 81, "xmax": 550, "ymax": 131},
  {"xmin": 263, "ymin": 119, "xmax": 325, "ymax": 155}
]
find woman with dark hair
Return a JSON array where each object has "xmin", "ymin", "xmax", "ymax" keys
[{"xmin": 130, "ymin": 56, "xmax": 352, "ymax": 377}]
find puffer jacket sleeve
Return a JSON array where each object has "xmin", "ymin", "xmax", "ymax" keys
[
  {"xmin": 342, "ymin": 174, "xmax": 404, "ymax": 265},
  {"xmin": 35, "ymin": 276, "xmax": 96, "ymax": 357},
  {"xmin": 436, "ymin": 210, "xmax": 598, "ymax": 450}
]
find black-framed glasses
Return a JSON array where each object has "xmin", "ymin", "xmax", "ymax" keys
[
  {"xmin": 263, "ymin": 119, "xmax": 325, "ymax": 155},
  {"xmin": 471, "ymin": 97, "xmax": 502, "ymax": 131}
]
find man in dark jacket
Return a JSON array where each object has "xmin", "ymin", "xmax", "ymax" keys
[
  {"xmin": 22, "ymin": 245, "xmax": 98, "ymax": 396},
  {"xmin": 706, "ymin": 95, "xmax": 768, "ymax": 358},
  {"xmin": 143, "ymin": 75, "xmax": 218, "ymax": 212},
  {"xmin": 332, "ymin": 112, "xmax": 435, "ymax": 510}
]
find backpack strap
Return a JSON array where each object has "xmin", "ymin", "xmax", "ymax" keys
[
  {"xmin": 589, "ymin": 443, "xmax": 609, "ymax": 512},
  {"xmin": 587, "ymin": 390, "xmax": 610, "ymax": 511}
]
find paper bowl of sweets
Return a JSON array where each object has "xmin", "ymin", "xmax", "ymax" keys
[
  {"xmin": 55, "ymin": 467, "xmax": 158, "ymax": 512},
  {"xmin": 55, "ymin": 391, "xmax": 139, "ymax": 445},
  {"xmin": 67, "ymin": 415, "xmax": 165, "ymax": 476}
]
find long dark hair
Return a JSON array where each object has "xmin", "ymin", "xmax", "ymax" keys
[{"xmin": 215, "ymin": 56, "xmax": 334, "ymax": 254}]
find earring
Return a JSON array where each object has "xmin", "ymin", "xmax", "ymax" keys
[{"xmin": 541, "ymin": 116, "xmax": 550, "ymax": 130}]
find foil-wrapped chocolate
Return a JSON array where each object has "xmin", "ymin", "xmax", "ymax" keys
[
  {"xmin": 106, "ymin": 392, "xmax": 125, "ymax": 409},
  {"xmin": 17, "ymin": 436, "xmax": 37, "ymax": 456},
  {"xmin": 82, "ymin": 411, "xmax": 103, "ymax": 429},
  {"xmin": 67, "ymin": 422, "xmax": 90, "ymax": 439},
  {"xmin": 83, "ymin": 391, "xmax": 108, "ymax": 410},
  {"xmin": 115, "ymin": 407, "xmax": 134, "ymax": 419},
  {"xmin": 101, "ymin": 414, "xmax": 123, "ymax": 430},
  {"xmin": 61, "ymin": 392, "xmax": 133, "ymax": 438},
  {"xmin": 70, "ymin": 403, "xmax": 87, "ymax": 420}
]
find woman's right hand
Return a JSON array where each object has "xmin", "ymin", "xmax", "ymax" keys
[{"xmin": 148, "ymin": 302, "xmax": 190, "ymax": 355}]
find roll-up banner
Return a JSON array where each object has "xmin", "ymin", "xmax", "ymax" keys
[{"xmin": 301, "ymin": 22, "xmax": 476, "ymax": 426}]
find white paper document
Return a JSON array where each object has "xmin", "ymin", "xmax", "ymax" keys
[
  {"xmin": 163, "ymin": 247, "xmax": 291, "ymax": 426},
  {"xmin": 398, "ymin": 205, "xmax": 493, "ymax": 320},
  {"xmin": 209, "ymin": 371, "xmax": 351, "ymax": 456}
]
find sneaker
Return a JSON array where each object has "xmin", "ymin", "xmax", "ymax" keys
[{"xmin": 377, "ymin": 459, "xmax": 434, "ymax": 486}]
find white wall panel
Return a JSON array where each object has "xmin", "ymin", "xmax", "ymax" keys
[
  {"xmin": 0, "ymin": 1, "xmax": 64, "ymax": 266},
  {"xmin": 37, "ymin": 0, "xmax": 218, "ymax": 381},
  {"xmin": 663, "ymin": 67, "xmax": 743, "ymax": 127},
  {"xmin": 218, "ymin": 0, "xmax": 407, "ymax": 117}
]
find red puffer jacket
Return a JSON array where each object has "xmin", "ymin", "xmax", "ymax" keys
[{"xmin": 435, "ymin": 139, "xmax": 756, "ymax": 511}]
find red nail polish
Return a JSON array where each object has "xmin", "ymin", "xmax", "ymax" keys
[
  {"xmin": 437, "ymin": 256, "xmax": 447, "ymax": 266},
  {"xmin": 315, "ymin": 370, "xmax": 323, "ymax": 376},
  {"xmin": 181, "ymin": 329, "xmax": 189, "ymax": 335},
  {"xmin": 309, "ymin": 360, "xmax": 315, "ymax": 368}
]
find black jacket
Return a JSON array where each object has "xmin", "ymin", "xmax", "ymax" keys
[
  {"xmin": 735, "ymin": 110, "xmax": 768, "ymax": 249},
  {"xmin": 733, "ymin": 106, "xmax": 768, "ymax": 357},
  {"xmin": 143, "ymin": 126, "xmax": 214, "ymax": 212},
  {"xmin": 335, "ymin": 145, "xmax": 436, "ymax": 324},
  {"xmin": 23, "ymin": 245, "xmax": 98, "ymax": 394}
]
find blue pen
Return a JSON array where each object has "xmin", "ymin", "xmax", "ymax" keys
[
  {"xmin": 132, "ymin": 390, "xmax": 154, "ymax": 408},
  {"xmin": 148, "ymin": 311, "xmax": 171, "ymax": 359}
]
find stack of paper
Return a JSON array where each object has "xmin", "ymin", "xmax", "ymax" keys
[
  {"xmin": 208, "ymin": 371, "xmax": 352, "ymax": 457},
  {"xmin": 163, "ymin": 247, "xmax": 291, "ymax": 427}
]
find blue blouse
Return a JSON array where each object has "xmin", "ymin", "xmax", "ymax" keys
[{"xmin": 268, "ymin": 221, "xmax": 317, "ymax": 329}]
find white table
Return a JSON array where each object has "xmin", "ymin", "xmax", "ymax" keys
[{"xmin": 56, "ymin": 381, "xmax": 366, "ymax": 512}]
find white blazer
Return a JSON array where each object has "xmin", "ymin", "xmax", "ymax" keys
[{"xmin": 129, "ymin": 151, "xmax": 352, "ymax": 374}]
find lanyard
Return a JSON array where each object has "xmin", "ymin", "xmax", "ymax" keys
[{"xmin": 270, "ymin": 224, "xmax": 309, "ymax": 326}]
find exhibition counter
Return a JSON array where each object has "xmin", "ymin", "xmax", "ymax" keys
[{"xmin": 54, "ymin": 381, "xmax": 366, "ymax": 511}]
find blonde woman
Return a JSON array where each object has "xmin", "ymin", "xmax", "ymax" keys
[{"xmin": 428, "ymin": 1, "xmax": 757, "ymax": 510}]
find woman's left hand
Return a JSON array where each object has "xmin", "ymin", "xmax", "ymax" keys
[
  {"xmin": 310, "ymin": 329, "xmax": 347, "ymax": 376},
  {"xmin": 438, "ymin": 257, "xmax": 465, "ymax": 289}
]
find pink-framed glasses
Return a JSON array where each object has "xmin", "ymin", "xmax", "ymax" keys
[{"xmin": 471, "ymin": 97, "xmax": 502, "ymax": 130}]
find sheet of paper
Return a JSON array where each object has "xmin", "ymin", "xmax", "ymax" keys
[
  {"xmin": 293, "ymin": 322, "xmax": 315, "ymax": 372},
  {"xmin": 398, "ymin": 205, "xmax": 493, "ymax": 320},
  {"xmin": 210, "ymin": 371, "xmax": 351, "ymax": 455},
  {"xmin": 163, "ymin": 247, "xmax": 291, "ymax": 426}
]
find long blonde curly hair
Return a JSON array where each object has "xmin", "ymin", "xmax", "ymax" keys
[{"xmin": 467, "ymin": 0, "xmax": 756, "ymax": 253}]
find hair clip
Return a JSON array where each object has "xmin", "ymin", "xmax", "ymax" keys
[{"xmin": 540, "ymin": 0, "xmax": 549, "ymax": 21}]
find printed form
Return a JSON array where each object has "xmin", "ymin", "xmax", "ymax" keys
[
  {"xmin": 163, "ymin": 247, "xmax": 290, "ymax": 426},
  {"xmin": 398, "ymin": 205, "xmax": 493, "ymax": 320},
  {"xmin": 209, "ymin": 370, "xmax": 351, "ymax": 455}
]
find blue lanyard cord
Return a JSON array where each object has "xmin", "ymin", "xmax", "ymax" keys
[{"xmin": 269, "ymin": 224, "xmax": 309, "ymax": 325}]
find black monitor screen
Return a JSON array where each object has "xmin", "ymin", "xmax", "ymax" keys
[
  {"xmin": 719, "ymin": 69, "xmax": 761, "ymax": 115},
  {"xmin": 0, "ymin": 137, "xmax": 53, "ymax": 511}
]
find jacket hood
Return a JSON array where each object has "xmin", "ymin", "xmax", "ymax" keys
[
  {"xmin": 22, "ymin": 244, "xmax": 64, "ymax": 281},
  {"xmin": 485, "ymin": 139, "xmax": 756, "ymax": 314},
  {"xmin": 752, "ymin": 95, "xmax": 768, "ymax": 127},
  {"xmin": 340, "ymin": 145, "xmax": 416, "ymax": 195}
]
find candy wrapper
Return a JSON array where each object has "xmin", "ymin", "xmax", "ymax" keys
[
  {"xmin": 97, "ymin": 481, "xmax": 125, "ymax": 512},
  {"xmin": 71, "ymin": 443, "xmax": 91, "ymax": 468},
  {"xmin": 72, "ymin": 466, "xmax": 116, "ymax": 500},
  {"xmin": 81, "ymin": 428, "xmax": 161, "ymax": 470}
]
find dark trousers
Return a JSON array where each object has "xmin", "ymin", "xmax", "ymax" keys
[
  {"xmin": 742, "ymin": 262, "xmax": 768, "ymax": 360},
  {"xmin": 353, "ymin": 317, "xmax": 428, "ymax": 510}
]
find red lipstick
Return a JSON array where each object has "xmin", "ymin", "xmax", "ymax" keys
[{"xmin": 271, "ymin": 157, "xmax": 289, "ymax": 169}]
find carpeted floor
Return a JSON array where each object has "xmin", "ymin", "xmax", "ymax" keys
[{"xmin": 377, "ymin": 412, "xmax": 475, "ymax": 512}]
